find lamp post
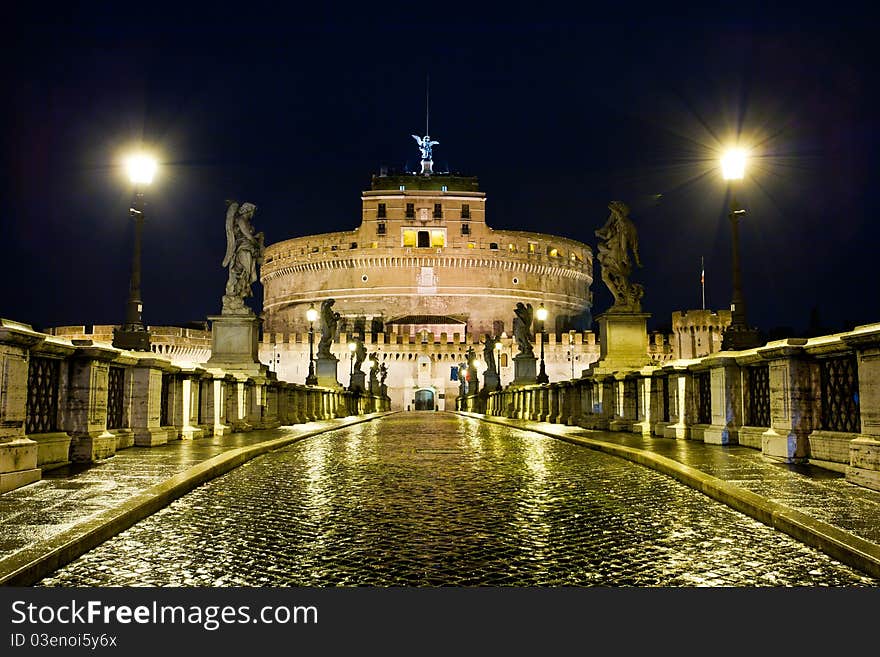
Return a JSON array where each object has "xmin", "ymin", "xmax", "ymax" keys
[
  {"xmin": 113, "ymin": 153, "xmax": 157, "ymax": 352},
  {"xmin": 536, "ymin": 303, "xmax": 549, "ymax": 383},
  {"xmin": 348, "ymin": 341, "xmax": 356, "ymax": 388},
  {"xmin": 305, "ymin": 304, "xmax": 318, "ymax": 385},
  {"xmin": 720, "ymin": 148, "xmax": 761, "ymax": 351},
  {"xmin": 495, "ymin": 340, "xmax": 502, "ymax": 388}
]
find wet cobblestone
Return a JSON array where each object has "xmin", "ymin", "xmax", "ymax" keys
[
  {"xmin": 0, "ymin": 420, "xmax": 347, "ymax": 556},
  {"xmin": 39, "ymin": 413, "xmax": 879, "ymax": 587}
]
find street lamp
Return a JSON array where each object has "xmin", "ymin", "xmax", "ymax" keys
[
  {"xmin": 536, "ymin": 303, "xmax": 549, "ymax": 383},
  {"xmin": 112, "ymin": 153, "xmax": 157, "ymax": 351},
  {"xmin": 495, "ymin": 340, "xmax": 502, "ymax": 388},
  {"xmin": 305, "ymin": 304, "xmax": 318, "ymax": 385},
  {"xmin": 720, "ymin": 148, "xmax": 761, "ymax": 351},
  {"xmin": 348, "ymin": 341, "xmax": 356, "ymax": 388}
]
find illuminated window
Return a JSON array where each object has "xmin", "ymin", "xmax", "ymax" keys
[
  {"xmin": 528, "ymin": 242, "xmax": 537, "ymax": 254},
  {"xmin": 370, "ymin": 241, "xmax": 378, "ymax": 248},
  {"xmin": 508, "ymin": 243, "xmax": 516, "ymax": 252},
  {"xmin": 377, "ymin": 203, "xmax": 386, "ymax": 218},
  {"xmin": 548, "ymin": 247, "xmax": 559, "ymax": 257},
  {"xmin": 441, "ymin": 185, "xmax": 448, "ymax": 192},
  {"xmin": 399, "ymin": 185, "xmax": 405, "ymax": 191},
  {"xmin": 461, "ymin": 204, "xmax": 470, "ymax": 219},
  {"xmin": 461, "ymin": 222, "xmax": 470, "ymax": 235},
  {"xmin": 406, "ymin": 203, "xmax": 414, "ymax": 218},
  {"xmin": 500, "ymin": 353, "xmax": 508, "ymax": 368},
  {"xmin": 433, "ymin": 203, "xmax": 442, "ymax": 218},
  {"xmin": 431, "ymin": 229, "xmax": 446, "ymax": 247},
  {"xmin": 377, "ymin": 222, "xmax": 386, "ymax": 235},
  {"xmin": 402, "ymin": 229, "xmax": 417, "ymax": 247},
  {"xmin": 468, "ymin": 241, "xmax": 476, "ymax": 249}
]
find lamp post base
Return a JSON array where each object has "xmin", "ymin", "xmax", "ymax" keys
[
  {"xmin": 112, "ymin": 325, "xmax": 151, "ymax": 351},
  {"xmin": 721, "ymin": 325, "xmax": 763, "ymax": 351}
]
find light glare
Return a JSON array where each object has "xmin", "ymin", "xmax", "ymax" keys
[
  {"xmin": 721, "ymin": 148, "xmax": 747, "ymax": 180},
  {"xmin": 536, "ymin": 306, "xmax": 548, "ymax": 321},
  {"xmin": 306, "ymin": 306, "xmax": 318, "ymax": 323},
  {"xmin": 126, "ymin": 154, "xmax": 157, "ymax": 184}
]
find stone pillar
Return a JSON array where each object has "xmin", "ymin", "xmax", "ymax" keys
[
  {"xmin": 66, "ymin": 341, "xmax": 119, "ymax": 463},
  {"xmin": 211, "ymin": 375, "xmax": 233, "ymax": 436},
  {"xmin": 701, "ymin": 357, "xmax": 743, "ymax": 445},
  {"xmin": 632, "ymin": 372, "xmax": 654, "ymax": 436},
  {"xmin": 758, "ymin": 340, "xmax": 814, "ymax": 463},
  {"xmin": 127, "ymin": 357, "xmax": 171, "ymax": 446},
  {"xmin": 0, "ymin": 320, "xmax": 43, "ymax": 493},
  {"xmin": 179, "ymin": 366, "xmax": 207, "ymax": 440},
  {"xmin": 607, "ymin": 375, "xmax": 627, "ymax": 431},
  {"xmin": 663, "ymin": 366, "xmax": 696, "ymax": 440},
  {"xmin": 650, "ymin": 373, "xmax": 670, "ymax": 437},
  {"xmin": 845, "ymin": 326, "xmax": 880, "ymax": 490}
]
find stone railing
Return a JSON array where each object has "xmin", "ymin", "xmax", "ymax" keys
[
  {"xmin": 0, "ymin": 319, "xmax": 390, "ymax": 494},
  {"xmin": 471, "ymin": 323, "xmax": 880, "ymax": 493}
]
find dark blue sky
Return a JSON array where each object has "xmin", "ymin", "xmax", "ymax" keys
[{"xmin": 4, "ymin": 7, "xmax": 878, "ymax": 335}]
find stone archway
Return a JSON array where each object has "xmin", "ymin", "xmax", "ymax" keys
[{"xmin": 414, "ymin": 388, "xmax": 435, "ymax": 411}]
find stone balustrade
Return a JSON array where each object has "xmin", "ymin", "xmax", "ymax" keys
[
  {"xmin": 0, "ymin": 319, "xmax": 390, "ymax": 494},
  {"xmin": 469, "ymin": 323, "xmax": 880, "ymax": 493}
]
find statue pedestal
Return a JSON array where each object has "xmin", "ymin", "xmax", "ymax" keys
[
  {"xmin": 592, "ymin": 311, "xmax": 653, "ymax": 373},
  {"xmin": 206, "ymin": 313, "xmax": 267, "ymax": 377},
  {"xmin": 316, "ymin": 356, "xmax": 341, "ymax": 388},
  {"xmin": 350, "ymin": 370, "xmax": 365, "ymax": 392},
  {"xmin": 483, "ymin": 371, "xmax": 501, "ymax": 393},
  {"xmin": 511, "ymin": 355, "xmax": 537, "ymax": 387}
]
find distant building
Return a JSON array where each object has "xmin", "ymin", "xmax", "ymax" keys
[{"xmin": 672, "ymin": 309, "xmax": 732, "ymax": 359}]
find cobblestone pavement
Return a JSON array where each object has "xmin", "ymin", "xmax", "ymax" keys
[
  {"xmin": 39, "ymin": 412, "xmax": 880, "ymax": 587},
  {"xmin": 0, "ymin": 419, "xmax": 355, "ymax": 557},
  {"xmin": 490, "ymin": 418, "xmax": 880, "ymax": 546}
]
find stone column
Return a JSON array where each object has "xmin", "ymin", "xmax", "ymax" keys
[
  {"xmin": 844, "ymin": 326, "xmax": 880, "ymax": 490},
  {"xmin": 701, "ymin": 356, "xmax": 744, "ymax": 445},
  {"xmin": 211, "ymin": 374, "xmax": 233, "ymax": 436},
  {"xmin": 179, "ymin": 366, "xmax": 207, "ymax": 440},
  {"xmin": 631, "ymin": 371, "xmax": 654, "ymax": 436},
  {"xmin": 0, "ymin": 320, "xmax": 43, "ymax": 493},
  {"xmin": 662, "ymin": 365, "xmax": 696, "ymax": 440},
  {"xmin": 66, "ymin": 341, "xmax": 119, "ymax": 463},
  {"xmin": 126, "ymin": 357, "xmax": 171, "ymax": 446},
  {"xmin": 758, "ymin": 340, "xmax": 814, "ymax": 463}
]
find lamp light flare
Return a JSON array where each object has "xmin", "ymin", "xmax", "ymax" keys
[
  {"xmin": 126, "ymin": 154, "xmax": 157, "ymax": 184},
  {"xmin": 306, "ymin": 305, "xmax": 318, "ymax": 323},
  {"xmin": 536, "ymin": 305, "xmax": 548, "ymax": 322},
  {"xmin": 720, "ymin": 148, "xmax": 747, "ymax": 180}
]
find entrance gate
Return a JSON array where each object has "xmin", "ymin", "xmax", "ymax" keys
[{"xmin": 414, "ymin": 388, "xmax": 435, "ymax": 410}]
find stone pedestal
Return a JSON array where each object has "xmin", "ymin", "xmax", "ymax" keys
[
  {"xmin": 482, "ymin": 370, "xmax": 500, "ymax": 394},
  {"xmin": 205, "ymin": 313, "xmax": 266, "ymax": 377},
  {"xmin": 512, "ymin": 355, "xmax": 537, "ymax": 386},
  {"xmin": 316, "ymin": 356, "xmax": 341, "ymax": 388},
  {"xmin": 350, "ymin": 370, "xmax": 365, "ymax": 392},
  {"xmin": 595, "ymin": 311, "xmax": 653, "ymax": 371}
]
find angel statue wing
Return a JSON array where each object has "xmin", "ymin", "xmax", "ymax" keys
[
  {"xmin": 411, "ymin": 134, "xmax": 423, "ymax": 147},
  {"xmin": 222, "ymin": 201, "xmax": 239, "ymax": 268}
]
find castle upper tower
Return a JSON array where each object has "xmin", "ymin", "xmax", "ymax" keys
[{"xmin": 260, "ymin": 142, "xmax": 593, "ymax": 339}]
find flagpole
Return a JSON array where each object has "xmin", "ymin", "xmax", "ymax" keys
[{"xmin": 701, "ymin": 256, "xmax": 705, "ymax": 310}]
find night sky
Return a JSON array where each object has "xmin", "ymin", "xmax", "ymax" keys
[{"xmin": 4, "ymin": 8, "xmax": 878, "ymax": 337}]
